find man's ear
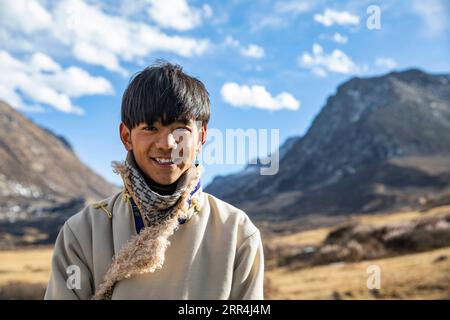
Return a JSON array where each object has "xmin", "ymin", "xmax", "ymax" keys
[
  {"xmin": 200, "ymin": 123, "xmax": 207, "ymax": 146},
  {"xmin": 119, "ymin": 122, "xmax": 133, "ymax": 151}
]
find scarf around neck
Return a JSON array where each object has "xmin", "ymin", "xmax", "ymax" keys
[
  {"xmin": 92, "ymin": 152, "xmax": 203, "ymax": 300},
  {"xmin": 116, "ymin": 152, "xmax": 201, "ymax": 227}
]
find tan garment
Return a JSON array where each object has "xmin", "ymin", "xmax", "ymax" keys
[{"xmin": 44, "ymin": 190, "xmax": 264, "ymax": 300}]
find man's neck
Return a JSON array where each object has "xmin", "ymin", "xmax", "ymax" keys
[{"xmin": 143, "ymin": 175, "xmax": 177, "ymax": 195}]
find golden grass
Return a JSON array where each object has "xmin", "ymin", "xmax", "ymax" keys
[
  {"xmin": 1, "ymin": 245, "xmax": 449, "ymax": 300},
  {"xmin": 266, "ymin": 246, "xmax": 450, "ymax": 300},
  {"xmin": 272, "ymin": 205, "xmax": 450, "ymax": 248},
  {"xmin": 354, "ymin": 205, "xmax": 450, "ymax": 226},
  {"xmin": 0, "ymin": 246, "xmax": 53, "ymax": 285},
  {"xmin": 0, "ymin": 204, "xmax": 449, "ymax": 299},
  {"xmin": 263, "ymin": 205, "xmax": 450, "ymax": 299},
  {"xmin": 270, "ymin": 227, "xmax": 330, "ymax": 247}
]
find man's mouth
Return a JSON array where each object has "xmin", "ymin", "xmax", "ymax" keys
[{"xmin": 151, "ymin": 157, "xmax": 175, "ymax": 166}]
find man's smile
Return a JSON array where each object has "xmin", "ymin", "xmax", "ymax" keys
[{"xmin": 150, "ymin": 157, "xmax": 177, "ymax": 168}]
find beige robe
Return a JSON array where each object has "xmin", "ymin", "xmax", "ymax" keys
[{"xmin": 44, "ymin": 190, "xmax": 264, "ymax": 299}]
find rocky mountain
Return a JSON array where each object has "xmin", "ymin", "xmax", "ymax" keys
[
  {"xmin": 205, "ymin": 69, "xmax": 450, "ymax": 224},
  {"xmin": 0, "ymin": 100, "xmax": 119, "ymax": 246},
  {"xmin": 206, "ymin": 136, "xmax": 301, "ymax": 199}
]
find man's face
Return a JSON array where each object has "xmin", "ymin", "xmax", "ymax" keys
[{"xmin": 120, "ymin": 119, "xmax": 206, "ymax": 185}]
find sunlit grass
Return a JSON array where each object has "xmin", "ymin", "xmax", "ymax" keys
[
  {"xmin": 1, "ymin": 204, "xmax": 449, "ymax": 299},
  {"xmin": 266, "ymin": 246, "xmax": 450, "ymax": 299},
  {"xmin": 0, "ymin": 246, "xmax": 52, "ymax": 285}
]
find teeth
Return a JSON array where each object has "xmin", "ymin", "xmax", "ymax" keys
[{"xmin": 155, "ymin": 158, "xmax": 173, "ymax": 164}]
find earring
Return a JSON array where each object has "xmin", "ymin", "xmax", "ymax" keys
[{"xmin": 194, "ymin": 150, "xmax": 200, "ymax": 166}]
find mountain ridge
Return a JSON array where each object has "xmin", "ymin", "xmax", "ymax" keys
[
  {"xmin": 205, "ymin": 69, "xmax": 450, "ymax": 223},
  {"xmin": 0, "ymin": 100, "xmax": 119, "ymax": 221}
]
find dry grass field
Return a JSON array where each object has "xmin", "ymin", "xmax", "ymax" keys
[
  {"xmin": 0, "ymin": 205, "xmax": 449, "ymax": 299},
  {"xmin": 266, "ymin": 246, "xmax": 450, "ymax": 300},
  {"xmin": 0, "ymin": 246, "xmax": 52, "ymax": 299},
  {"xmin": 269, "ymin": 205, "xmax": 450, "ymax": 247},
  {"xmin": 0, "ymin": 246, "xmax": 53, "ymax": 285},
  {"xmin": 264, "ymin": 205, "xmax": 450, "ymax": 299}
]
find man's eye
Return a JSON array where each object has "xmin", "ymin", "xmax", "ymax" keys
[{"xmin": 143, "ymin": 126, "xmax": 157, "ymax": 131}]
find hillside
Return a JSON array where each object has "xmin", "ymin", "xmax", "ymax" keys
[{"xmin": 206, "ymin": 69, "xmax": 450, "ymax": 224}]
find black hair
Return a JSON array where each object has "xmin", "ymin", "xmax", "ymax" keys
[{"xmin": 121, "ymin": 60, "xmax": 210, "ymax": 129}]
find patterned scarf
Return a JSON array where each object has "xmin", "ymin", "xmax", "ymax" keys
[
  {"xmin": 92, "ymin": 152, "xmax": 203, "ymax": 300},
  {"xmin": 118, "ymin": 152, "xmax": 201, "ymax": 226}
]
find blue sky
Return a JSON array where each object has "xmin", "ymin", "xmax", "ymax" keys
[{"xmin": 0, "ymin": 0, "xmax": 449, "ymax": 187}]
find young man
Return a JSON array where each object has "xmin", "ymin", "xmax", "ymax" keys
[{"xmin": 44, "ymin": 61, "xmax": 264, "ymax": 300}]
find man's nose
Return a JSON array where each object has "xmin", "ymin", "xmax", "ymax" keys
[{"xmin": 155, "ymin": 132, "xmax": 177, "ymax": 150}]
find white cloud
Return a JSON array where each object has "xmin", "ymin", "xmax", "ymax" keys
[
  {"xmin": 0, "ymin": 0, "xmax": 211, "ymax": 75},
  {"xmin": 0, "ymin": 51, "xmax": 114, "ymax": 114},
  {"xmin": 0, "ymin": 84, "xmax": 45, "ymax": 113},
  {"xmin": 221, "ymin": 83, "xmax": 300, "ymax": 111},
  {"xmin": 202, "ymin": 4, "xmax": 213, "ymax": 18},
  {"xmin": 332, "ymin": 32, "xmax": 348, "ymax": 44},
  {"xmin": 0, "ymin": 0, "xmax": 52, "ymax": 34},
  {"xmin": 30, "ymin": 52, "xmax": 62, "ymax": 72},
  {"xmin": 298, "ymin": 43, "xmax": 359, "ymax": 77},
  {"xmin": 225, "ymin": 35, "xmax": 240, "ymax": 48},
  {"xmin": 320, "ymin": 32, "xmax": 348, "ymax": 44},
  {"xmin": 240, "ymin": 44, "xmax": 265, "ymax": 59},
  {"xmin": 225, "ymin": 36, "xmax": 266, "ymax": 59},
  {"xmin": 375, "ymin": 57, "xmax": 398, "ymax": 70},
  {"xmin": 314, "ymin": 9, "xmax": 360, "ymax": 27},
  {"xmin": 147, "ymin": 0, "xmax": 212, "ymax": 31},
  {"xmin": 52, "ymin": 0, "xmax": 210, "ymax": 73},
  {"xmin": 72, "ymin": 42, "xmax": 128, "ymax": 76},
  {"xmin": 411, "ymin": 0, "xmax": 449, "ymax": 38},
  {"xmin": 39, "ymin": 66, "xmax": 115, "ymax": 98}
]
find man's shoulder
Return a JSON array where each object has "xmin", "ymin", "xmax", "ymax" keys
[
  {"xmin": 202, "ymin": 192, "xmax": 260, "ymax": 240},
  {"xmin": 64, "ymin": 191, "xmax": 123, "ymax": 233}
]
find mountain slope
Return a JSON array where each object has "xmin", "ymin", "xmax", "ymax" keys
[
  {"xmin": 205, "ymin": 69, "xmax": 450, "ymax": 221},
  {"xmin": 0, "ymin": 100, "xmax": 118, "ymax": 220}
]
